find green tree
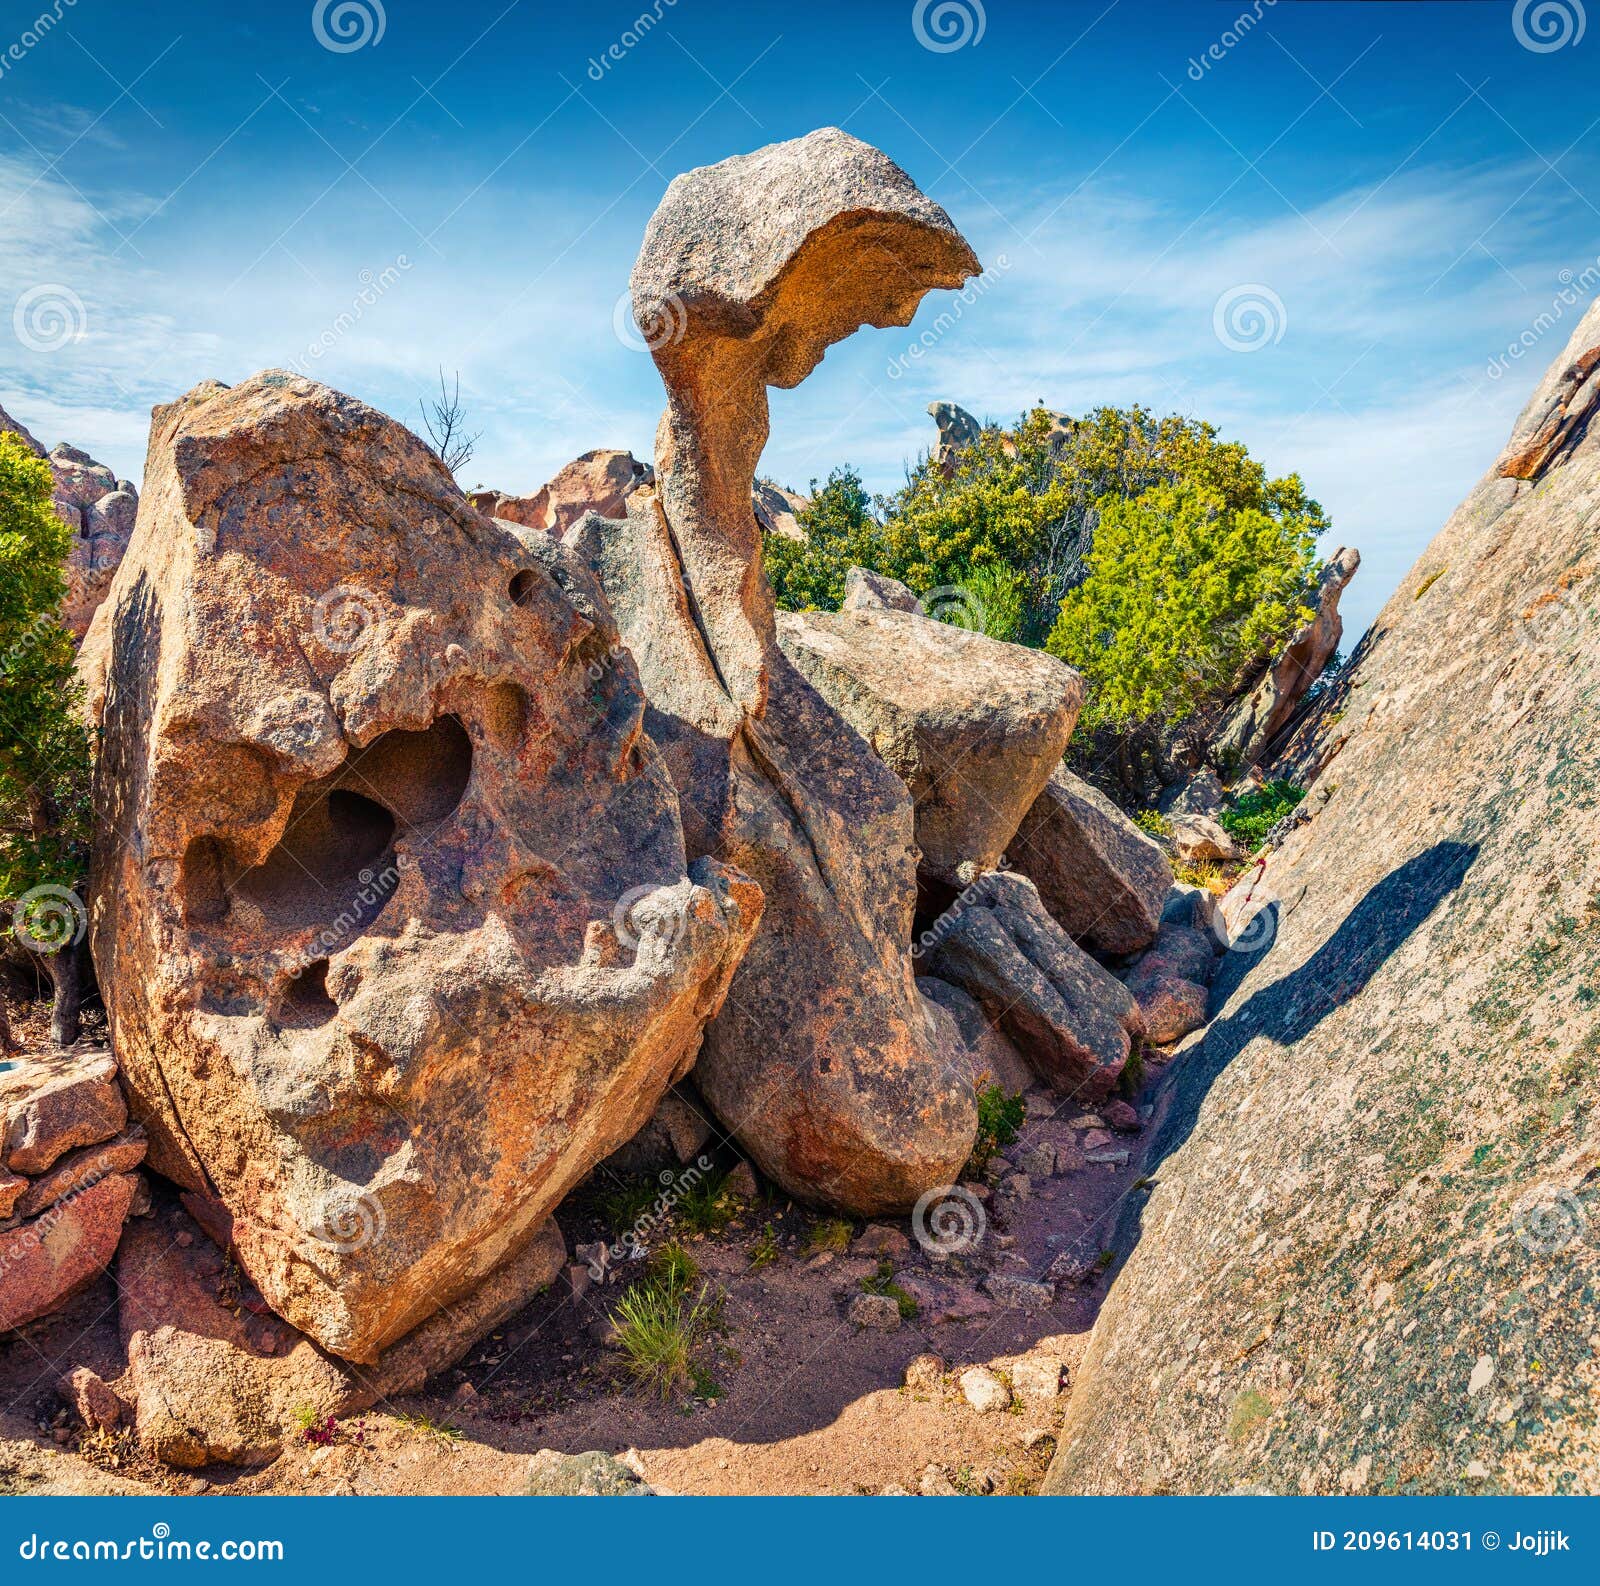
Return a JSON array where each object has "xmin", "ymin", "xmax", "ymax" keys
[
  {"xmin": 763, "ymin": 465, "xmax": 885, "ymax": 612},
  {"xmin": 0, "ymin": 431, "xmax": 92, "ymax": 1047},
  {"xmin": 1046, "ymin": 481, "xmax": 1320, "ymax": 789}
]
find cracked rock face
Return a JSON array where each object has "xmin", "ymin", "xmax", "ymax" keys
[
  {"xmin": 574, "ymin": 129, "xmax": 982, "ymax": 1213},
  {"xmin": 1046, "ymin": 299, "xmax": 1600, "ymax": 1496},
  {"xmin": 81, "ymin": 372, "xmax": 761, "ymax": 1363}
]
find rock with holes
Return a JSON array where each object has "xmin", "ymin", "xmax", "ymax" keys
[
  {"xmin": 926, "ymin": 870, "xmax": 1141, "ymax": 1099},
  {"xmin": 79, "ymin": 371, "xmax": 762, "ymax": 1364},
  {"xmin": 775, "ymin": 607, "xmax": 1083, "ymax": 887},
  {"xmin": 1009, "ymin": 765, "xmax": 1172, "ymax": 954},
  {"xmin": 566, "ymin": 129, "xmax": 981, "ymax": 1214}
]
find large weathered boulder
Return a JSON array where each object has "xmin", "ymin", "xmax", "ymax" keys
[
  {"xmin": 117, "ymin": 1201, "xmax": 565, "ymax": 1467},
  {"xmin": 571, "ymin": 129, "xmax": 982, "ymax": 1213},
  {"xmin": 776, "ymin": 607, "xmax": 1082, "ymax": 886},
  {"xmin": 1046, "ymin": 299, "xmax": 1600, "ymax": 1496},
  {"xmin": 1212, "ymin": 547, "xmax": 1360, "ymax": 771},
  {"xmin": 1008, "ymin": 766, "xmax": 1172, "ymax": 954},
  {"xmin": 80, "ymin": 371, "xmax": 762, "ymax": 1363},
  {"xmin": 915, "ymin": 975, "xmax": 1034, "ymax": 1095},
  {"xmin": 474, "ymin": 448, "xmax": 652, "ymax": 535},
  {"xmin": 926, "ymin": 871, "xmax": 1141, "ymax": 1099},
  {"xmin": 842, "ymin": 566, "xmax": 920, "ymax": 613},
  {"xmin": 2, "ymin": 1051, "xmax": 126, "ymax": 1175}
]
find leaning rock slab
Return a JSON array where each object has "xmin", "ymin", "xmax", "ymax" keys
[
  {"xmin": 574, "ymin": 129, "xmax": 982, "ymax": 1213},
  {"xmin": 777, "ymin": 607, "xmax": 1082, "ymax": 886},
  {"xmin": 1009, "ymin": 766, "xmax": 1172, "ymax": 954},
  {"xmin": 927, "ymin": 871, "xmax": 1141, "ymax": 1099},
  {"xmin": 81, "ymin": 372, "xmax": 761, "ymax": 1362},
  {"xmin": 1046, "ymin": 297, "xmax": 1600, "ymax": 1496}
]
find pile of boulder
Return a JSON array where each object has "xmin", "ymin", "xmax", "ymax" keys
[
  {"xmin": 0, "ymin": 1052, "xmax": 145, "ymax": 1333},
  {"xmin": 0, "ymin": 402, "xmax": 138, "ymax": 640},
  {"xmin": 2, "ymin": 128, "xmax": 1225, "ymax": 1473}
]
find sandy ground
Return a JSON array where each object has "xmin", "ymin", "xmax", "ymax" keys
[{"xmin": 2, "ymin": 990, "xmax": 1162, "ymax": 1499}]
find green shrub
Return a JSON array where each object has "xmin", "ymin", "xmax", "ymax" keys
[
  {"xmin": 1047, "ymin": 484, "xmax": 1320, "ymax": 737},
  {"xmin": 1218, "ymin": 779, "xmax": 1306, "ymax": 852},
  {"xmin": 860, "ymin": 1259, "xmax": 918, "ymax": 1320},
  {"xmin": 965, "ymin": 1081, "xmax": 1026, "ymax": 1177},
  {"xmin": 0, "ymin": 432, "xmax": 93, "ymax": 1044},
  {"xmin": 1133, "ymin": 809, "xmax": 1170, "ymax": 839}
]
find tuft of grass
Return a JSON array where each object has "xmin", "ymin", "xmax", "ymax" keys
[
  {"xmin": 1414, "ymin": 566, "xmax": 1447, "ymax": 600},
  {"xmin": 964, "ymin": 1081, "xmax": 1027, "ymax": 1178},
  {"xmin": 1218, "ymin": 779, "xmax": 1305, "ymax": 852},
  {"xmin": 804, "ymin": 1217, "xmax": 853, "ymax": 1255},
  {"xmin": 598, "ymin": 1175, "xmax": 659, "ymax": 1233},
  {"xmin": 394, "ymin": 1412, "xmax": 463, "ymax": 1444},
  {"xmin": 676, "ymin": 1171, "xmax": 736, "ymax": 1236},
  {"xmin": 749, "ymin": 1221, "xmax": 781, "ymax": 1270},
  {"xmin": 860, "ymin": 1258, "xmax": 918, "ymax": 1320},
  {"xmin": 1173, "ymin": 859, "xmax": 1230, "ymax": 894},
  {"xmin": 611, "ymin": 1272, "xmax": 727, "ymax": 1402},
  {"xmin": 648, "ymin": 1239, "xmax": 699, "ymax": 1294}
]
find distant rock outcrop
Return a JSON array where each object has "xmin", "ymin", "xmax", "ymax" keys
[
  {"xmin": 80, "ymin": 371, "xmax": 761, "ymax": 1364},
  {"xmin": 752, "ymin": 478, "xmax": 810, "ymax": 542},
  {"xmin": 473, "ymin": 447, "xmax": 652, "ymax": 534},
  {"xmin": 1046, "ymin": 298, "xmax": 1600, "ymax": 1496},
  {"xmin": 927, "ymin": 400, "xmax": 981, "ymax": 474},
  {"xmin": 1, "ymin": 402, "xmax": 138, "ymax": 639},
  {"xmin": 1211, "ymin": 546, "xmax": 1360, "ymax": 772},
  {"xmin": 573, "ymin": 128, "xmax": 983, "ymax": 1212}
]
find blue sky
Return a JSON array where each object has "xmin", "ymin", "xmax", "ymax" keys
[{"xmin": 3, "ymin": 0, "xmax": 1599, "ymax": 636}]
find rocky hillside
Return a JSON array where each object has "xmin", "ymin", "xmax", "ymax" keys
[{"xmin": 1045, "ymin": 300, "xmax": 1600, "ymax": 1496}]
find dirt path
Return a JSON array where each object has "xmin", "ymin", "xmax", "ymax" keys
[{"xmin": 2, "ymin": 1061, "xmax": 1167, "ymax": 1498}]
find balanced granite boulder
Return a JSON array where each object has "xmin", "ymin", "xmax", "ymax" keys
[
  {"xmin": 776, "ymin": 607, "xmax": 1082, "ymax": 886},
  {"xmin": 80, "ymin": 371, "xmax": 762, "ymax": 1363},
  {"xmin": 841, "ymin": 566, "xmax": 921, "ymax": 613},
  {"xmin": 1046, "ymin": 296, "xmax": 1600, "ymax": 1496},
  {"xmin": 926, "ymin": 871, "xmax": 1141, "ymax": 1100},
  {"xmin": 1009, "ymin": 765, "xmax": 1172, "ymax": 954},
  {"xmin": 569, "ymin": 129, "xmax": 982, "ymax": 1212}
]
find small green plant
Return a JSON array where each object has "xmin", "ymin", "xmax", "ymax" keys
[
  {"xmin": 676, "ymin": 1170, "xmax": 736, "ymax": 1236},
  {"xmin": 964, "ymin": 1081, "xmax": 1027, "ymax": 1178},
  {"xmin": 804, "ymin": 1217, "xmax": 853, "ymax": 1255},
  {"xmin": 688, "ymin": 1363, "xmax": 722, "ymax": 1400},
  {"xmin": 1218, "ymin": 778, "xmax": 1305, "ymax": 852},
  {"xmin": 1413, "ymin": 566, "xmax": 1446, "ymax": 600},
  {"xmin": 749, "ymin": 1222, "xmax": 781, "ymax": 1270},
  {"xmin": 598, "ymin": 1175, "xmax": 659, "ymax": 1232},
  {"xmin": 1094, "ymin": 1248, "xmax": 1116, "ymax": 1272},
  {"xmin": 611, "ymin": 1274, "xmax": 724, "ymax": 1401},
  {"xmin": 860, "ymin": 1259, "xmax": 918, "ymax": 1320},
  {"xmin": 1118, "ymin": 1041, "xmax": 1146, "ymax": 1097},
  {"xmin": 1133, "ymin": 809, "xmax": 1170, "ymax": 839},
  {"xmin": 648, "ymin": 1239, "xmax": 699, "ymax": 1294}
]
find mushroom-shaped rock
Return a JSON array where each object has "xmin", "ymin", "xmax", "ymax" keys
[
  {"xmin": 776, "ymin": 606, "xmax": 1083, "ymax": 886},
  {"xmin": 82, "ymin": 372, "xmax": 762, "ymax": 1363},
  {"xmin": 575, "ymin": 130, "xmax": 982, "ymax": 1212},
  {"xmin": 629, "ymin": 125, "xmax": 980, "ymax": 714}
]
